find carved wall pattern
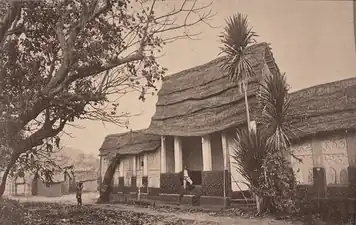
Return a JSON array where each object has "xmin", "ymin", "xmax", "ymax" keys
[
  {"xmin": 321, "ymin": 136, "xmax": 349, "ymax": 185},
  {"xmin": 291, "ymin": 142, "xmax": 313, "ymax": 156},
  {"xmin": 321, "ymin": 136, "xmax": 347, "ymax": 154},
  {"xmin": 290, "ymin": 142, "xmax": 313, "ymax": 184}
]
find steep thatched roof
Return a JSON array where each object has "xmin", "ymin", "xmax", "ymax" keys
[
  {"xmin": 288, "ymin": 77, "xmax": 356, "ymax": 140},
  {"xmin": 99, "ymin": 129, "xmax": 160, "ymax": 158},
  {"xmin": 147, "ymin": 39, "xmax": 356, "ymax": 139},
  {"xmin": 147, "ymin": 42, "xmax": 280, "ymax": 136}
]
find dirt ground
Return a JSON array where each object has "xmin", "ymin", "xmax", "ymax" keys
[{"xmin": 11, "ymin": 192, "xmax": 303, "ymax": 225}]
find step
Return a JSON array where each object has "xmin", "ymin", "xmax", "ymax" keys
[{"xmin": 231, "ymin": 198, "xmax": 256, "ymax": 204}]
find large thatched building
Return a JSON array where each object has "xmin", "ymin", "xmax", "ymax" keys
[
  {"xmin": 146, "ymin": 42, "xmax": 282, "ymax": 206},
  {"xmin": 101, "ymin": 42, "xmax": 356, "ymax": 208}
]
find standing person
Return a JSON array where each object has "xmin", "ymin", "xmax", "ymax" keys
[{"xmin": 76, "ymin": 182, "xmax": 84, "ymax": 206}]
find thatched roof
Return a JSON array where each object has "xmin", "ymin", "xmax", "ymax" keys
[
  {"xmin": 147, "ymin": 39, "xmax": 356, "ymax": 139},
  {"xmin": 288, "ymin": 77, "xmax": 356, "ymax": 140},
  {"xmin": 99, "ymin": 129, "xmax": 160, "ymax": 158},
  {"xmin": 147, "ymin": 42, "xmax": 280, "ymax": 136}
]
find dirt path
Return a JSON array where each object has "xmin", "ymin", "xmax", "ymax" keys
[{"xmin": 11, "ymin": 192, "xmax": 302, "ymax": 225}]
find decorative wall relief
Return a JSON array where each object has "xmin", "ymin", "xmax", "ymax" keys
[
  {"xmin": 326, "ymin": 167, "xmax": 337, "ymax": 185},
  {"xmin": 291, "ymin": 142, "xmax": 313, "ymax": 156},
  {"xmin": 290, "ymin": 142, "xmax": 313, "ymax": 184},
  {"xmin": 323, "ymin": 154, "xmax": 348, "ymax": 166},
  {"xmin": 321, "ymin": 136, "xmax": 347, "ymax": 154},
  {"xmin": 321, "ymin": 136, "xmax": 349, "ymax": 185},
  {"xmin": 340, "ymin": 169, "xmax": 348, "ymax": 185}
]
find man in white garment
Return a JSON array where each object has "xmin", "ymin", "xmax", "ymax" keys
[{"xmin": 183, "ymin": 166, "xmax": 193, "ymax": 190}]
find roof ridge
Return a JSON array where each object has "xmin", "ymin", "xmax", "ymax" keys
[
  {"xmin": 162, "ymin": 42, "xmax": 269, "ymax": 82},
  {"xmin": 104, "ymin": 128, "xmax": 155, "ymax": 138},
  {"xmin": 290, "ymin": 76, "xmax": 356, "ymax": 95}
]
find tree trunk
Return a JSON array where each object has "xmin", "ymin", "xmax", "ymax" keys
[
  {"xmin": 243, "ymin": 82, "xmax": 251, "ymax": 131},
  {"xmin": 0, "ymin": 153, "xmax": 19, "ymax": 197},
  {"xmin": 255, "ymin": 194, "xmax": 268, "ymax": 215},
  {"xmin": 97, "ymin": 155, "xmax": 120, "ymax": 203}
]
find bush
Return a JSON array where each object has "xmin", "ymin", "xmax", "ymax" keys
[
  {"xmin": 0, "ymin": 198, "xmax": 27, "ymax": 225},
  {"xmin": 260, "ymin": 152, "xmax": 298, "ymax": 214}
]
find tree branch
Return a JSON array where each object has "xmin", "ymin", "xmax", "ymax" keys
[
  {"xmin": 43, "ymin": 0, "xmax": 112, "ymax": 96},
  {"xmin": 0, "ymin": 2, "xmax": 21, "ymax": 48}
]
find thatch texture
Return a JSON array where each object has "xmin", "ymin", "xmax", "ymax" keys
[
  {"xmin": 147, "ymin": 42, "xmax": 280, "ymax": 136},
  {"xmin": 148, "ymin": 38, "xmax": 356, "ymax": 139},
  {"xmin": 99, "ymin": 129, "xmax": 160, "ymax": 159},
  {"xmin": 288, "ymin": 77, "xmax": 356, "ymax": 140}
]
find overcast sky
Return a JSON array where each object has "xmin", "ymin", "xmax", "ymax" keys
[{"xmin": 62, "ymin": 0, "xmax": 356, "ymax": 155}]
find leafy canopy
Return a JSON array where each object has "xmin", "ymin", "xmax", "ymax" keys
[{"xmin": 0, "ymin": 0, "xmax": 213, "ymax": 186}]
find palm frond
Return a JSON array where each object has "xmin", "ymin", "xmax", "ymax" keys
[
  {"xmin": 219, "ymin": 13, "xmax": 259, "ymax": 91},
  {"xmin": 219, "ymin": 13, "xmax": 258, "ymax": 52},
  {"xmin": 231, "ymin": 128, "xmax": 267, "ymax": 190},
  {"xmin": 257, "ymin": 71, "xmax": 297, "ymax": 153}
]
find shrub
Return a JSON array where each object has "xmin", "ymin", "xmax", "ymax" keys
[
  {"xmin": 261, "ymin": 152, "xmax": 297, "ymax": 214},
  {"xmin": 0, "ymin": 198, "xmax": 27, "ymax": 224}
]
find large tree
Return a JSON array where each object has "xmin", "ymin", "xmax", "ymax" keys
[{"xmin": 0, "ymin": 0, "xmax": 213, "ymax": 196}]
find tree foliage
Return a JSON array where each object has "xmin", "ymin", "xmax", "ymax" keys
[
  {"xmin": 232, "ymin": 71, "xmax": 298, "ymax": 214},
  {"xmin": 219, "ymin": 13, "xmax": 258, "ymax": 93},
  {"xmin": 232, "ymin": 128, "xmax": 266, "ymax": 195},
  {"xmin": 0, "ymin": 0, "xmax": 214, "ymax": 196},
  {"xmin": 219, "ymin": 13, "xmax": 258, "ymax": 131}
]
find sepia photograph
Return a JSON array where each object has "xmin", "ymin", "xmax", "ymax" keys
[{"xmin": 1, "ymin": 0, "xmax": 356, "ymax": 224}]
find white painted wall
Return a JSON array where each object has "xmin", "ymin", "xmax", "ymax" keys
[
  {"xmin": 227, "ymin": 135, "xmax": 249, "ymax": 191},
  {"xmin": 136, "ymin": 154, "xmax": 144, "ymax": 187},
  {"xmin": 113, "ymin": 162, "xmax": 120, "ymax": 186},
  {"xmin": 123, "ymin": 156, "xmax": 133, "ymax": 186},
  {"xmin": 147, "ymin": 148, "xmax": 161, "ymax": 188}
]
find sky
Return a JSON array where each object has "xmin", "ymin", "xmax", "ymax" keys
[{"xmin": 63, "ymin": 0, "xmax": 356, "ymax": 155}]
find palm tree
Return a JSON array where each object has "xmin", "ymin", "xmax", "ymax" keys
[
  {"xmin": 219, "ymin": 13, "xmax": 258, "ymax": 131},
  {"xmin": 258, "ymin": 71, "xmax": 299, "ymax": 159},
  {"xmin": 232, "ymin": 71, "xmax": 297, "ymax": 214}
]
